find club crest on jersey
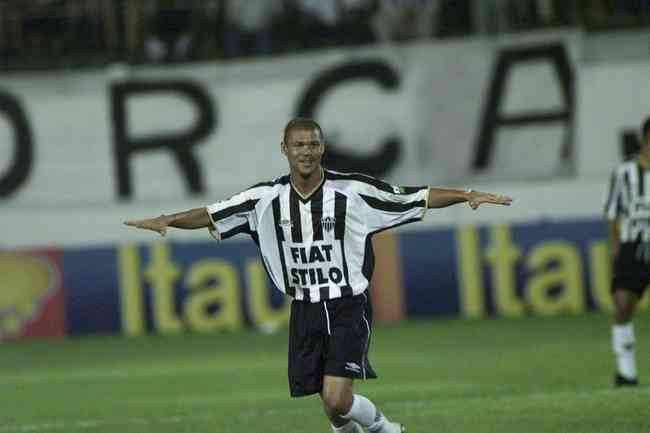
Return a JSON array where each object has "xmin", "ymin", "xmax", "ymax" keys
[
  {"xmin": 321, "ymin": 216, "xmax": 336, "ymax": 232},
  {"xmin": 279, "ymin": 219, "xmax": 293, "ymax": 228},
  {"xmin": 392, "ymin": 185, "xmax": 406, "ymax": 194}
]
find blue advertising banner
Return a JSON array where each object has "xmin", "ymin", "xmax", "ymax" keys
[
  {"xmin": 64, "ymin": 247, "xmax": 122, "ymax": 335},
  {"xmin": 52, "ymin": 218, "xmax": 650, "ymax": 338},
  {"xmin": 401, "ymin": 219, "xmax": 649, "ymax": 318},
  {"xmin": 63, "ymin": 240, "xmax": 288, "ymax": 336}
]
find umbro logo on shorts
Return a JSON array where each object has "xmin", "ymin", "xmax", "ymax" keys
[{"xmin": 344, "ymin": 362, "xmax": 361, "ymax": 373}]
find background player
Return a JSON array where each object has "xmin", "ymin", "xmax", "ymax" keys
[
  {"xmin": 605, "ymin": 116, "xmax": 650, "ymax": 386},
  {"xmin": 125, "ymin": 118, "xmax": 513, "ymax": 433}
]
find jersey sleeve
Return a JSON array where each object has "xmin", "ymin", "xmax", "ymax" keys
[
  {"xmin": 604, "ymin": 170, "xmax": 623, "ymax": 220},
  {"xmin": 206, "ymin": 187, "xmax": 265, "ymax": 240},
  {"xmin": 356, "ymin": 179, "xmax": 430, "ymax": 233}
]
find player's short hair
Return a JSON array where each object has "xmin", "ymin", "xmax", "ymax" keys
[
  {"xmin": 642, "ymin": 116, "xmax": 650, "ymax": 140},
  {"xmin": 283, "ymin": 118, "xmax": 323, "ymax": 143}
]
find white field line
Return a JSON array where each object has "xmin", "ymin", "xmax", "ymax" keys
[
  {"xmin": 3, "ymin": 387, "xmax": 644, "ymax": 433},
  {"xmin": 0, "ymin": 362, "xmax": 284, "ymax": 385},
  {"xmin": 0, "ymin": 414, "xmax": 216, "ymax": 433},
  {"xmin": 0, "ymin": 369, "xmax": 474, "ymax": 387}
]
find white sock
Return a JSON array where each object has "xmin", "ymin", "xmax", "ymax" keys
[
  {"xmin": 342, "ymin": 394, "xmax": 399, "ymax": 433},
  {"xmin": 342, "ymin": 394, "xmax": 377, "ymax": 426},
  {"xmin": 612, "ymin": 322, "xmax": 637, "ymax": 380}
]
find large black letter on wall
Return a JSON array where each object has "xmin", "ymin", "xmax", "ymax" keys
[
  {"xmin": 0, "ymin": 91, "xmax": 33, "ymax": 198},
  {"xmin": 473, "ymin": 43, "xmax": 574, "ymax": 171},
  {"xmin": 296, "ymin": 60, "xmax": 401, "ymax": 177},
  {"xmin": 111, "ymin": 80, "xmax": 215, "ymax": 199}
]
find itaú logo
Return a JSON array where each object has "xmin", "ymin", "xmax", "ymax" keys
[{"xmin": 0, "ymin": 253, "xmax": 60, "ymax": 339}]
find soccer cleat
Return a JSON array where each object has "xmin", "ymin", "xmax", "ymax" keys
[
  {"xmin": 368, "ymin": 411, "xmax": 406, "ymax": 433},
  {"xmin": 369, "ymin": 417, "xmax": 405, "ymax": 433},
  {"xmin": 614, "ymin": 373, "xmax": 639, "ymax": 387}
]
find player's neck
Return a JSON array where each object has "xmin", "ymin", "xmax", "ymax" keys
[
  {"xmin": 291, "ymin": 167, "xmax": 324, "ymax": 198},
  {"xmin": 639, "ymin": 145, "xmax": 650, "ymax": 169}
]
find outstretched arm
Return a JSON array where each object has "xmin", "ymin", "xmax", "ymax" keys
[
  {"xmin": 427, "ymin": 188, "xmax": 512, "ymax": 209},
  {"xmin": 124, "ymin": 207, "xmax": 211, "ymax": 236}
]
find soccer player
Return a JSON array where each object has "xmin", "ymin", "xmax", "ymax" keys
[
  {"xmin": 125, "ymin": 118, "xmax": 513, "ymax": 433},
  {"xmin": 604, "ymin": 116, "xmax": 650, "ymax": 387}
]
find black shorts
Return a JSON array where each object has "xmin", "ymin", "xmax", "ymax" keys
[
  {"xmin": 611, "ymin": 242, "xmax": 650, "ymax": 296},
  {"xmin": 288, "ymin": 292, "xmax": 377, "ymax": 397}
]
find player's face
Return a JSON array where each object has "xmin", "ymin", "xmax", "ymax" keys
[{"xmin": 282, "ymin": 128, "xmax": 324, "ymax": 178}]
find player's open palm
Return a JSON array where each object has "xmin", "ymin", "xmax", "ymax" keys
[
  {"xmin": 467, "ymin": 191, "xmax": 512, "ymax": 210},
  {"xmin": 124, "ymin": 215, "xmax": 169, "ymax": 236}
]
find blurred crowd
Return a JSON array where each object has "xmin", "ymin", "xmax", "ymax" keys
[{"xmin": 0, "ymin": 0, "xmax": 648, "ymax": 71}]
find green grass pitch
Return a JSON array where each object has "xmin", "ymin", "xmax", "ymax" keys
[{"xmin": 2, "ymin": 313, "xmax": 649, "ymax": 433}]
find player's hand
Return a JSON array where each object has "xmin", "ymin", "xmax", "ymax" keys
[
  {"xmin": 467, "ymin": 191, "xmax": 512, "ymax": 210},
  {"xmin": 124, "ymin": 215, "xmax": 170, "ymax": 236}
]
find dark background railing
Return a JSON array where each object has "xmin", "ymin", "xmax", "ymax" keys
[{"xmin": 0, "ymin": 0, "xmax": 648, "ymax": 72}]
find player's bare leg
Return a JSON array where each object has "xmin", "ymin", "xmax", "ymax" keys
[
  {"xmin": 321, "ymin": 376, "xmax": 357, "ymax": 431},
  {"xmin": 611, "ymin": 288, "xmax": 640, "ymax": 385},
  {"xmin": 321, "ymin": 375, "xmax": 405, "ymax": 433},
  {"xmin": 613, "ymin": 289, "xmax": 639, "ymax": 324}
]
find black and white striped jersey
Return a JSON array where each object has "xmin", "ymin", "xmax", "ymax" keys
[
  {"xmin": 206, "ymin": 169, "xmax": 429, "ymax": 302},
  {"xmin": 605, "ymin": 160, "xmax": 650, "ymax": 243}
]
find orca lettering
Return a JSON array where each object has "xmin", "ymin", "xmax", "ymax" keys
[
  {"xmin": 0, "ymin": 91, "xmax": 33, "ymax": 198},
  {"xmin": 110, "ymin": 80, "xmax": 215, "ymax": 199}
]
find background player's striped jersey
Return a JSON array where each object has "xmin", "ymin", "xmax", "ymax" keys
[
  {"xmin": 207, "ymin": 169, "xmax": 429, "ymax": 302},
  {"xmin": 605, "ymin": 160, "xmax": 650, "ymax": 243}
]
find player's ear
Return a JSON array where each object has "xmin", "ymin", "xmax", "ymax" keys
[{"xmin": 281, "ymin": 141, "xmax": 287, "ymax": 155}]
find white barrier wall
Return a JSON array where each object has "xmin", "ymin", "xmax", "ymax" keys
[
  {"xmin": 0, "ymin": 177, "xmax": 609, "ymax": 248},
  {"xmin": 1, "ymin": 32, "xmax": 579, "ymax": 206},
  {"xmin": 1, "ymin": 31, "xmax": 645, "ymax": 248},
  {"xmin": 577, "ymin": 61, "xmax": 650, "ymax": 177}
]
